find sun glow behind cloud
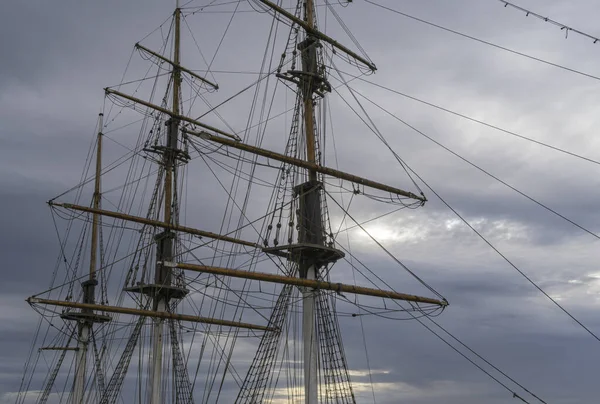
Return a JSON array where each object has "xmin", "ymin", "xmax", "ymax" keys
[{"xmin": 351, "ymin": 217, "xmax": 429, "ymax": 244}]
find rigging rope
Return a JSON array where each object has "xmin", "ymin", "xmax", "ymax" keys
[
  {"xmin": 326, "ymin": 92, "xmax": 378, "ymax": 402},
  {"xmin": 324, "ymin": 189, "xmax": 446, "ymax": 301},
  {"xmin": 364, "ymin": 0, "xmax": 600, "ymax": 82},
  {"xmin": 335, "ymin": 82, "xmax": 600, "ymax": 343},
  {"xmin": 350, "ymin": 85, "xmax": 600, "ymax": 242},
  {"xmin": 346, "ymin": 75, "xmax": 600, "ymax": 166},
  {"xmin": 330, "ymin": 60, "xmax": 425, "ymax": 198},
  {"xmin": 499, "ymin": 0, "xmax": 600, "ymax": 44},
  {"xmin": 408, "ymin": 164, "xmax": 600, "ymax": 344},
  {"xmin": 333, "ymin": 232, "xmax": 544, "ymax": 403}
]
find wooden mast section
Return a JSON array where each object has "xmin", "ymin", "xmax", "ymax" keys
[
  {"xmin": 25, "ymin": 261, "xmax": 446, "ymax": 310},
  {"xmin": 255, "ymin": 0, "xmax": 376, "ymax": 71},
  {"xmin": 107, "ymin": 89, "xmax": 426, "ymax": 202},
  {"xmin": 148, "ymin": 4, "xmax": 183, "ymax": 403},
  {"xmin": 67, "ymin": 113, "xmax": 111, "ymax": 404},
  {"xmin": 105, "ymin": 88, "xmax": 240, "ymax": 141},
  {"xmin": 175, "ymin": 263, "xmax": 448, "ymax": 306},
  {"xmin": 187, "ymin": 130, "xmax": 426, "ymax": 202},
  {"xmin": 48, "ymin": 202, "xmax": 260, "ymax": 248},
  {"xmin": 135, "ymin": 43, "xmax": 219, "ymax": 90},
  {"xmin": 303, "ymin": 0, "xmax": 318, "ymax": 184},
  {"xmin": 298, "ymin": 2, "xmax": 326, "ymax": 401},
  {"xmin": 27, "ymin": 297, "xmax": 275, "ymax": 332},
  {"xmin": 89, "ymin": 114, "xmax": 102, "ymax": 282}
]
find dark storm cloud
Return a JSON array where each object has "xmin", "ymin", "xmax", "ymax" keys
[{"xmin": 2, "ymin": 0, "xmax": 600, "ymax": 403}]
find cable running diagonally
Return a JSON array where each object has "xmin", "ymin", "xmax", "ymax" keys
[
  {"xmin": 351, "ymin": 87, "xmax": 600, "ymax": 242},
  {"xmin": 499, "ymin": 0, "xmax": 600, "ymax": 44},
  {"xmin": 364, "ymin": 0, "xmax": 600, "ymax": 82},
  {"xmin": 329, "ymin": 61, "xmax": 425, "ymax": 198},
  {"xmin": 330, "ymin": 70, "xmax": 600, "ymax": 343},
  {"xmin": 326, "ymin": 194, "xmax": 545, "ymax": 403},
  {"xmin": 346, "ymin": 76, "xmax": 600, "ymax": 166},
  {"xmin": 398, "ymin": 153, "xmax": 600, "ymax": 344}
]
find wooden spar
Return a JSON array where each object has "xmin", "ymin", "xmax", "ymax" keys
[
  {"xmin": 174, "ymin": 263, "xmax": 448, "ymax": 306},
  {"xmin": 27, "ymin": 297, "xmax": 275, "ymax": 332},
  {"xmin": 104, "ymin": 88, "xmax": 241, "ymax": 141},
  {"xmin": 135, "ymin": 43, "xmax": 218, "ymax": 90},
  {"xmin": 89, "ymin": 114, "xmax": 102, "ymax": 280},
  {"xmin": 49, "ymin": 202, "xmax": 259, "ymax": 248},
  {"xmin": 256, "ymin": 0, "xmax": 376, "ymax": 72},
  {"xmin": 187, "ymin": 130, "xmax": 427, "ymax": 202},
  {"xmin": 303, "ymin": 0, "xmax": 317, "ymax": 184}
]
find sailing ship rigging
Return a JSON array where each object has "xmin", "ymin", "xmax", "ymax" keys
[{"xmin": 18, "ymin": 0, "xmax": 452, "ymax": 403}]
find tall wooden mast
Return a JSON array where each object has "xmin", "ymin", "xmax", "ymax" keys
[
  {"xmin": 241, "ymin": 1, "xmax": 384, "ymax": 401},
  {"xmin": 303, "ymin": 0, "xmax": 318, "ymax": 184},
  {"xmin": 149, "ymin": 1, "xmax": 182, "ymax": 403},
  {"xmin": 300, "ymin": 0, "xmax": 323, "ymax": 401},
  {"xmin": 69, "ymin": 113, "xmax": 111, "ymax": 404}
]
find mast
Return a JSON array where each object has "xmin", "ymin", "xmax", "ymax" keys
[
  {"xmin": 23, "ymin": 2, "xmax": 449, "ymax": 401},
  {"xmin": 71, "ymin": 113, "xmax": 110, "ymax": 404},
  {"xmin": 90, "ymin": 114, "xmax": 102, "ymax": 281},
  {"xmin": 303, "ymin": 0, "xmax": 317, "ymax": 184},
  {"xmin": 149, "ymin": 1, "xmax": 182, "ymax": 402},
  {"xmin": 300, "ymin": 0, "xmax": 320, "ymax": 401}
]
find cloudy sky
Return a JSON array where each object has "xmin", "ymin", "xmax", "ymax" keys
[{"xmin": 2, "ymin": 0, "xmax": 600, "ymax": 403}]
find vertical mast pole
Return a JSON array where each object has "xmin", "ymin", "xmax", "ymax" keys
[
  {"xmin": 304, "ymin": 0, "xmax": 317, "ymax": 183},
  {"xmin": 150, "ymin": 1, "xmax": 180, "ymax": 403},
  {"xmin": 73, "ymin": 112, "xmax": 103, "ymax": 404},
  {"xmin": 90, "ymin": 113, "xmax": 103, "ymax": 279},
  {"xmin": 165, "ymin": 0, "xmax": 181, "ymax": 225},
  {"xmin": 72, "ymin": 326, "xmax": 90, "ymax": 404},
  {"xmin": 301, "ymin": 0, "xmax": 319, "ymax": 403}
]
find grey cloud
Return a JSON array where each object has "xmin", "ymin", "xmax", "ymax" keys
[{"xmin": 2, "ymin": 0, "xmax": 600, "ymax": 403}]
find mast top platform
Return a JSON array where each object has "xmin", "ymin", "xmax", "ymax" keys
[
  {"xmin": 60, "ymin": 312, "xmax": 112, "ymax": 324},
  {"xmin": 263, "ymin": 243, "xmax": 345, "ymax": 267},
  {"xmin": 124, "ymin": 284, "xmax": 189, "ymax": 300}
]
